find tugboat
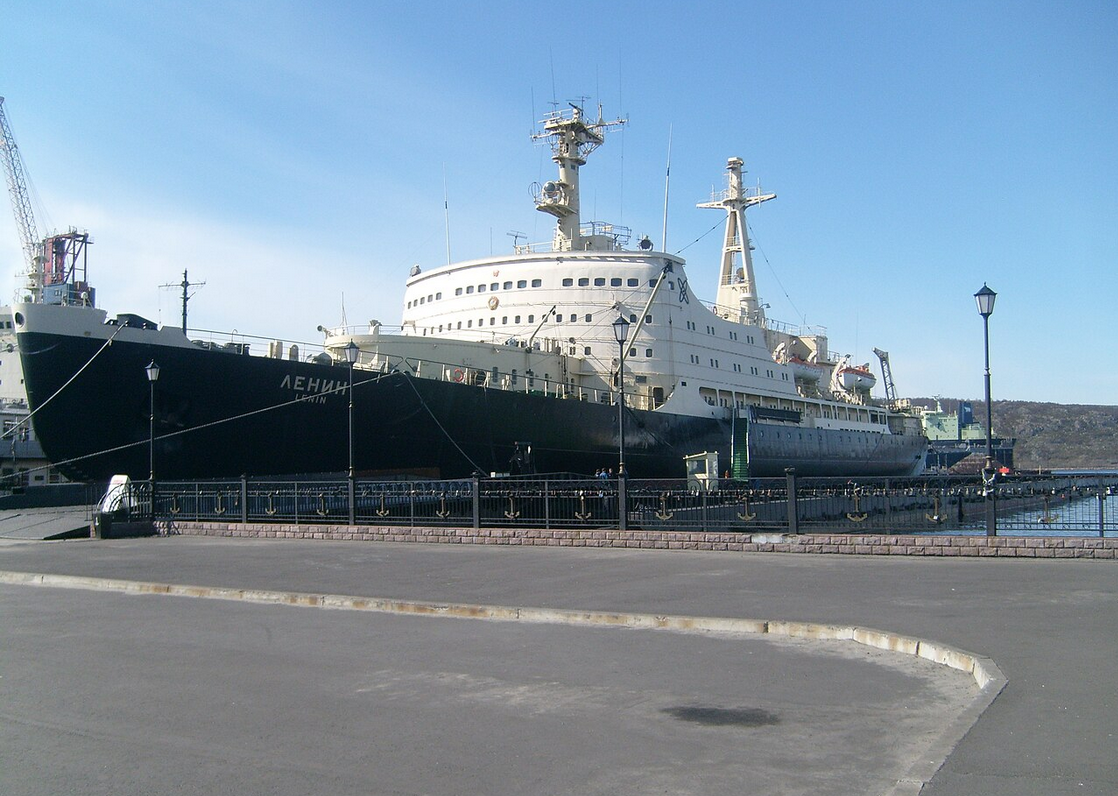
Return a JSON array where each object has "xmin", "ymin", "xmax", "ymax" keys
[{"xmin": 14, "ymin": 104, "xmax": 927, "ymax": 481}]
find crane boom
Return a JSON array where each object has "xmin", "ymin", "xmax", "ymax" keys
[
  {"xmin": 0, "ymin": 97, "xmax": 44, "ymax": 301},
  {"xmin": 0, "ymin": 97, "xmax": 40, "ymax": 266},
  {"xmin": 873, "ymin": 347, "xmax": 898, "ymax": 403}
]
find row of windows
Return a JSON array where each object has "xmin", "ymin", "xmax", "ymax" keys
[
  {"xmin": 683, "ymin": 319, "xmax": 755, "ymax": 345},
  {"xmin": 407, "ymin": 279, "xmax": 547, "ymax": 308}
]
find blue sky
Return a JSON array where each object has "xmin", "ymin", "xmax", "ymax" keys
[{"xmin": 2, "ymin": 0, "xmax": 1115, "ymax": 405}]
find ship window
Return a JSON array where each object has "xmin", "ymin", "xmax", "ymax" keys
[
  {"xmin": 668, "ymin": 281, "xmax": 675, "ymax": 290},
  {"xmin": 488, "ymin": 317, "xmax": 494, "ymax": 326},
  {"xmin": 511, "ymin": 370, "xmax": 517, "ymax": 386},
  {"xmin": 645, "ymin": 315, "xmax": 652, "ymax": 323},
  {"xmin": 584, "ymin": 346, "xmax": 591, "ymax": 355},
  {"xmin": 466, "ymin": 286, "xmax": 474, "ymax": 294},
  {"xmin": 649, "ymin": 279, "xmax": 656, "ymax": 287},
  {"xmin": 562, "ymin": 278, "xmax": 573, "ymax": 286},
  {"xmin": 502, "ymin": 316, "xmax": 508, "ymax": 324},
  {"xmin": 594, "ymin": 277, "xmax": 605, "ymax": 286},
  {"xmin": 436, "ymin": 292, "xmax": 442, "ymax": 300},
  {"xmin": 515, "ymin": 315, "xmax": 521, "ymax": 323},
  {"xmin": 428, "ymin": 294, "xmax": 433, "ymax": 301},
  {"xmin": 531, "ymin": 279, "xmax": 542, "ymax": 287},
  {"xmin": 578, "ymin": 277, "xmax": 589, "ymax": 286},
  {"xmin": 645, "ymin": 349, "xmax": 652, "ymax": 357},
  {"xmin": 490, "ymin": 283, "xmax": 499, "ymax": 291},
  {"xmin": 628, "ymin": 278, "xmax": 639, "ymax": 287},
  {"xmin": 438, "ymin": 324, "xmax": 443, "ymax": 332},
  {"xmin": 528, "ymin": 315, "xmax": 534, "ymax": 323},
  {"xmin": 467, "ymin": 320, "xmax": 473, "ymax": 328},
  {"xmin": 585, "ymin": 313, "xmax": 592, "ymax": 322},
  {"xmin": 681, "ymin": 380, "xmax": 687, "ymax": 386},
  {"xmin": 556, "ymin": 314, "xmax": 563, "ymax": 322},
  {"xmin": 478, "ymin": 284, "xmax": 486, "ymax": 292},
  {"xmin": 455, "ymin": 288, "xmax": 463, "ymax": 296},
  {"xmin": 419, "ymin": 297, "xmax": 425, "ymax": 304},
  {"xmin": 629, "ymin": 347, "xmax": 636, "ymax": 357},
  {"xmin": 611, "ymin": 277, "xmax": 622, "ymax": 287},
  {"xmin": 517, "ymin": 279, "xmax": 527, "ymax": 288},
  {"xmin": 629, "ymin": 313, "xmax": 637, "ymax": 323},
  {"xmin": 503, "ymin": 281, "xmax": 512, "ymax": 290},
  {"xmin": 457, "ymin": 321, "xmax": 462, "ymax": 329}
]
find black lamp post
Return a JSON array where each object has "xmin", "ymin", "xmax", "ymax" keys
[
  {"xmin": 144, "ymin": 360, "xmax": 160, "ymax": 481},
  {"xmin": 612, "ymin": 315, "xmax": 631, "ymax": 476},
  {"xmin": 974, "ymin": 284, "xmax": 997, "ymax": 536},
  {"xmin": 344, "ymin": 341, "xmax": 359, "ymax": 524}
]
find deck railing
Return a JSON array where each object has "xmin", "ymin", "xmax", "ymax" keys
[{"xmin": 129, "ymin": 471, "xmax": 1118, "ymax": 537}]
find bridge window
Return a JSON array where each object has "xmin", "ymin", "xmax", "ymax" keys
[
  {"xmin": 562, "ymin": 278, "xmax": 573, "ymax": 286},
  {"xmin": 578, "ymin": 277, "xmax": 589, "ymax": 286}
]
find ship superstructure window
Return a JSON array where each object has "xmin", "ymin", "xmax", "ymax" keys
[
  {"xmin": 750, "ymin": 366, "xmax": 758, "ymax": 375},
  {"xmin": 578, "ymin": 277, "xmax": 589, "ymax": 286},
  {"xmin": 710, "ymin": 359, "xmax": 719, "ymax": 368},
  {"xmin": 594, "ymin": 277, "xmax": 605, "ymax": 286},
  {"xmin": 436, "ymin": 292, "xmax": 442, "ymax": 299},
  {"xmin": 766, "ymin": 369, "xmax": 774, "ymax": 378},
  {"xmin": 733, "ymin": 363, "xmax": 742, "ymax": 372},
  {"xmin": 747, "ymin": 335, "xmax": 755, "ymax": 344},
  {"xmin": 428, "ymin": 294, "xmax": 434, "ymax": 301},
  {"xmin": 645, "ymin": 315, "xmax": 653, "ymax": 323},
  {"xmin": 585, "ymin": 313, "xmax": 592, "ymax": 322},
  {"xmin": 611, "ymin": 278, "xmax": 622, "ymax": 287},
  {"xmin": 584, "ymin": 346, "xmax": 591, "ymax": 355},
  {"xmin": 490, "ymin": 283, "xmax": 499, "ymax": 291},
  {"xmin": 455, "ymin": 288, "xmax": 463, "ymax": 296},
  {"xmin": 562, "ymin": 278, "xmax": 573, "ymax": 286},
  {"xmin": 478, "ymin": 284, "xmax": 486, "ymax": 292},
  {"xmin": 466, "ymin": 286, "xmax": 474, "ymax": 294},
  {"xmin": 628, "ymin": 278, "xmax": 639, "ymax": 287},
  {"xmin": 645, "ymin": 349, "xmax": 652, "ymax": 357},
  {"xmin": 707, "ymin": 326, "xmax": 715, "ymax": 335},
  {"xmin": 515, "ymin": 315, "xmax": 521, "ymax": 323},
  {"xmin": 686, "ymin": 321, "xmax": 695, "ymax": 331},
  {"xmin": 467, "ymin": 320, "xmax": 473, "ymax": 328},
  {"xmin": 729, "ymin": 330, "xmax": 738, "ymax": 340},
  {"xmin": 503, "ymin": 281, "xmax": 512, "ymax": 290},
  {"xmin": 419, "ymin": 297, "xmax": 425, "ymax": 304},
  {"xmin": 531, "ymin": 279, "xmax": 542, "ymax": 287},
  {"xmin": 556, "ymin": 314, "xmax": 563, "ymax": 322},
  {"xmin": 528, "ymin": 314, "xmax": 535, "ymax": 323},
  {"xmin": 518, "ymin": 280, "xmax": 527, "ymax": 288}
]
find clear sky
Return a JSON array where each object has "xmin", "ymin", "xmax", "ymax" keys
[{"xmin": 2, "ymin": 0, "xmax": 1115, "ymax": 405}]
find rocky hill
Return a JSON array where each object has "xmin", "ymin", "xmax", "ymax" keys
[{"xmin": 911, "ymin": 398, "xmax": 1118, "ymax": 471}]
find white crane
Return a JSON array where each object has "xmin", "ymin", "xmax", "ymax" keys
[{"xmin": 0, "ymin": 96, "xmax": 44, "ymax": 302}]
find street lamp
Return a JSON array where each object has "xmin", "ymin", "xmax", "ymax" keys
[
  {"xmin": 144, "ymin": 360, "xmax": 160, "ymax": 482},
  {"xmin": 612, "ymin": 315, "xmax": 631, "ymax": 476},
  {"xmin": 344, "ymin": 339, "xmax": 357, "ymax": 482},
  {"xmin": 974, "ymin": 284, "xmax": 997, "ymax": 536}
]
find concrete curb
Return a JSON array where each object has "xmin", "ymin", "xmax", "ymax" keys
[{"xmin": 0, "ymin": 569, "xmax": 1006, "ymax": 795}]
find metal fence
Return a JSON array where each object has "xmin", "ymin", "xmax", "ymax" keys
[{"xmin": 136, "ymin": 471, "xmax": 1118, "ymax": 537}]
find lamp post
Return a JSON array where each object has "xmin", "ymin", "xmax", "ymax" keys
[
  {"xmin": 144, "ymin": 361, "xmax": 160, "ymax": 481},
  {"xmin": 612, "ymin": 315, "xmax": 631, "ymax": 475},
  {"xmin": 974, "ymin": 284, "xmax": 997, "ymax": 536},
  {"xmin": 344, "ymin": 341, "xmax": 359, "ymax": 525},
  {"xmin": 145, "ymin": 360, "xmax": 160, "ymax": 520}
]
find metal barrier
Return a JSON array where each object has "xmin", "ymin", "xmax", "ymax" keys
[{"xmin": 146, "ymin": 472, "xmax": 1118, "ymax": 537}]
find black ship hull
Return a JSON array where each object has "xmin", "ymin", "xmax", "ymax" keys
[{"xmin": 17, "ymin": 323, "xmax": 925, "ymax": 482}]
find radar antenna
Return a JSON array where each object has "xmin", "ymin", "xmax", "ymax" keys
[{"xmin": 160, "ymin": 269, "xmax": 206, "ymax": 335}]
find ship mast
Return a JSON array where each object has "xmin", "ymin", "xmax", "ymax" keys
[
  {"xmin": 532, "ymin": 104, "xmax": 625, "ymax": 252},
  {"xmin": 698, "ymin": 157, "xmax": 775, "ymax": 325}
]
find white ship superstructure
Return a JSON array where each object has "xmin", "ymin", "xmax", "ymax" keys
[{"xmin": 325, "ymin": 105, "xmax": 919, "ymax": 456}]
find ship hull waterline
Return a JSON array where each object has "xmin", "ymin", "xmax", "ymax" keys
[{"xmin": 18, "ymin": 330, "xmax": 926, "ymax": 482}]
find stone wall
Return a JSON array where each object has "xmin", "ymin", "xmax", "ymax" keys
[{"xmin": 157, "ymin": 520, "xmax": 1118, "ymax": 559}]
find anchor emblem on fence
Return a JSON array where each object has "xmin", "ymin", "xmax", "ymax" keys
[
  {"xmin": 504, "ymin": 496, "xmax": 520, "ymax": 520},
  {"xmin": 264, "ymin": 492, "xmax": 277, "ymax": 516},
  {"xmin": 1039, "ymin": 495, "xmax": 1059, "ymax": 524},
  {"xmin": 316, "ymin": 493, "xmax": 328, "ymax": 517},
  {"xmin": 655, "ymin": 492, "xmax": 675, "ymax": 521},
  {"xmin": 925, "ymin": 495, "xmax": 945, "ymax": 523},
  {"xmin": 214, "ymin": 491, "xmax": 226, "ymax": 516},
  {"xmin": 575, "ymin": 491, "xmax": 592, "ymax": 521},
  {"xmin": 736, "ymin": 496, "xmax": 756, "ymax": 522},
  {"xmin": 436, "ymin": 493, "xmax": 450, "ymax": 519},
  {"xmin": 846, "ymin": 486, "xmax": 868, "ymax": 523},
  {"xmin": 376, "ymin": 494, "xmax": 390, "ymax": 518},
  {"xmin": 169, "ymin": 494, "xmax": 181, "ymax": 515}
]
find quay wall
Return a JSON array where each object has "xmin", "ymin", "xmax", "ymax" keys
[{"xmin": 155, "ymin": 520, "xmax": 1118, "ymax": 559}]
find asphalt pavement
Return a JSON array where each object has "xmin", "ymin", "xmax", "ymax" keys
[{"xmin": 2, "ymin": 535, "xmax": 1116, "ymax": 795}]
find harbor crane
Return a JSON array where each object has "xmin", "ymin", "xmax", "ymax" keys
[
  {"xmin": 873, "ymin": 347, "xmax": 898, "ymax": 403},
  {"xmin": 0, "ymin": 96, "xmax": 93, "ymax": 305}
]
